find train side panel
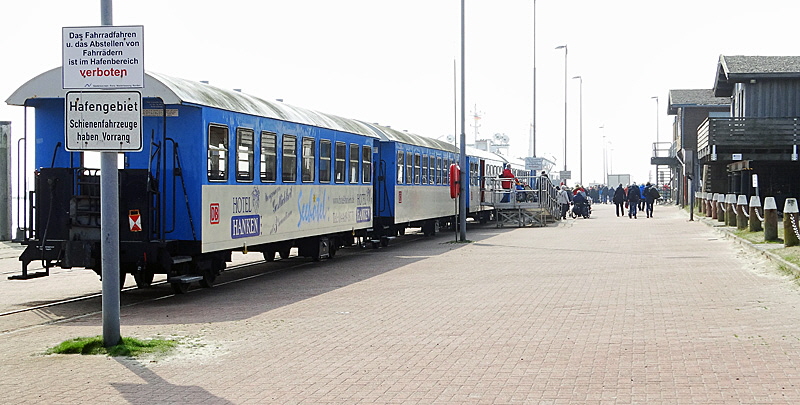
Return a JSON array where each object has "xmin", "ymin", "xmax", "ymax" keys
[{"xmin": 201, "ymin": 184, "xmax": 372, "ymax": 253}]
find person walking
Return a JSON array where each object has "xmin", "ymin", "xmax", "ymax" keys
[
  {"xmin": 627, "ymin": 182, "xmax": 641, "ymax": 219},
  {"xmin": 613, "ymin": 184, "xmax": 626, "ymax": 217},
  {"xmin": 557, "ymin": 186, "xmax": 571, "ymax": 220},
  {"xmin": 644, "ymin": 182, "xmax": 660, "ymax": 218}
]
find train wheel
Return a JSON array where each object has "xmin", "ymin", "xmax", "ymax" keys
[
  {"xmin": 263, "ymin": 250, "xmax": 276, "ymax": 262},
  {"xmin": 279, "ymin": 248, "xmax": 291, "ymax": 259},
  {"xmin": 133, "ymin": 270, "xmax": 154, "ymax": 288},
  {"xmin": 199, "ymin": 274, "xmax": 216, "ymax": 288},
  {"xmin": 171, "ymin": 282, "xmax": 189, "ymax": 294}
]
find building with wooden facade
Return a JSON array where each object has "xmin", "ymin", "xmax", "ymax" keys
[
  {"xmin": 665, "ymin": 89, "xmax": 730, "ymax": 206},
  {"xmin": 662, "ymin": 55, "xmax": 800, "ymax": 209}
]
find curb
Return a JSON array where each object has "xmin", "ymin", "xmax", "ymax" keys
[{"xmin": 688, "ymin": 208, "xmax": 800, "ymax": 279}]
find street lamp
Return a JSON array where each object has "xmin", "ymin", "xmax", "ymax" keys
[
  {"xmin": 555, "ymin": 45, "xmax": 568, "ymax": 180},
  {"xmin": 651, "ymin": 95, "xmax": 660, "ymax": 145},
  {"xmin": 600, "ymin": 125, "xmax": 606, "ymax": 184},
  {"xmin": 573, "ymin": 75, "xmax": 582, "ymax": 185}
]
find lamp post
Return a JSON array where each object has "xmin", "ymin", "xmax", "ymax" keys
[
  {"xmin": 555, "ymin": 45, "xmax": 568, "ymax": 180},
  {"xmin": 651, "ymin": 96, "xmax": 659, "ymax": 145},
  {"xmin": 600, "ymin": 125, "xmax": 606, "ymax": 184},
  {"xmin": 651, "ymin": 95, "xmax": 659, "ymax": 186},
  {"xmin": 531, "ymin": 0, "xmax": 537, "ymax": 158},
  {"xmin": 573, "ymin": 75, "xmax": 582, "ymax": 185}
]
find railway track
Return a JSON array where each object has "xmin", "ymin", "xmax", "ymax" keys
[{"xmin": 0, "ymin": 232, "xmax": 431, "ymax": 335}]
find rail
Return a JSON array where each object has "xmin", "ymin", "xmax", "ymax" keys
[
  {"xmin": 483, "ymin": 175, "xmax": 560, "ymax": 225},
  {"xmin": 698, "ymin": 117, "xmax": 800, "ymax": 161}
]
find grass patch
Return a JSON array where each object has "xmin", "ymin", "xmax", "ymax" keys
[
  {"xmin": 46, "ymin": 336, "xmax": 178, "ymax": 358},
  {"xmin": 773, "ymin": 246, "xmax": 800, "ymax": 269}
]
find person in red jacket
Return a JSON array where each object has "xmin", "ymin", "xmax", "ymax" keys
[{"xmin": 499, "ymin": 164, "xmax": 517, "ymax": 203}]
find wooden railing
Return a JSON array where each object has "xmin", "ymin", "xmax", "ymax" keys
[{"xmin": 698, "ymin": 117, "xmax": 800, "ymax": 161}]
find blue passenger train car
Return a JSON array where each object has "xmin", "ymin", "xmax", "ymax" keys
[
  {"xmin": 8, "ymin": 68, "xmax": 381, "ymax": 292},
  {"xmin": 8, "ymin": 67, "xmax": 506, "ymax": 293}
]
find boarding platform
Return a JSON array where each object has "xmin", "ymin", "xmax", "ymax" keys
[{"xmin": 483, "ymin": 176, "xmax": 560, "ymax": 227}]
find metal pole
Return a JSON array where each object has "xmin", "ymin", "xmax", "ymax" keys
[
  {"xmin": 458, "ymin": 0, "xmax": 467, "ymax": 241},
  {"xmin": 600, "ymin": 125, "xmax": 606, "ymax": 183},
  {"xmin": 573, "ymin": 76, "xmax": 582, "ymax": 185},
  {"xmin": 0, "ymin": 122, "xmax": 10, "ymax": 241},
  {"xmin": 555, "ymin": 45, "xmax": 567, "ymax": 180},
  {"xmin": 531, "ymin": 0, "xmax": 536, "ymax": 158},
  {"xmin": 100, "ymin": 0, "xmax": 121, "ymax": 348}
]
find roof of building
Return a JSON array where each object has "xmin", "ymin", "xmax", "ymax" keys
[
  {"xmin": 714, "ymin": 55, "xmax": 800, "ymax": 97},
  {"xmin": 667, "ymin": 89, "xmax": 730, "ymax": 115}
]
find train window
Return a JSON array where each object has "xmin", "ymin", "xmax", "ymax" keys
[
  {"xmin": 362, "ymin": 145, "xmax": 372, "ymax": 183},
  {"xmin": 414, "ymin": 154, "xmax": 421, "ymax": 184},
  {"xmin": 301, "ymin": 137, "xmax": 315, "ymax": 183},
  {"xmin": 260, "ymin": 131, "xmax": 277, "ymax": 182},
  {"xmin": 406, "ymin": 152, "xmax": 412, "ymax": 184},
  {"xmin": 436, "ymin": 157, "xmax": 442, "ymax": 184},
  {"xmin": 282, "ymin": 134, "xmax": 297, "ymax": 182},
  {"xmin": 334, "ymin": 141, "xmax": 346, "ymax": 183},
  {"xmin": 236, "ymin": 128, "xmax": 254, "ymax": 182},
  {"xmin": 207, "ymin": 124, "xmax": 228, "ymax": 181},
  {"xmin": 396, "ymin": 151, "xmax": 404, "ymax": 184},
  {"xmin": 349, "ymin": 144, "xmax": 359, "ymax": 184},
  {"xmin": 319, "ymin": 140, "xmax": 331, "ymax": 183},
  {"xmin": 422, "ymin": 155, "xmax": 428, "ymax": 184}
]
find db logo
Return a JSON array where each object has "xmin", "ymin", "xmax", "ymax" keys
[{"xmin": 210, "ymin": 203, "xmax": 220, "ymax": 224}]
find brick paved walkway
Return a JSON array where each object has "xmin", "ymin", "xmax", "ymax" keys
[{"xmin": 3, "ymin": 203, "xmax": 800, "ymax": 404}]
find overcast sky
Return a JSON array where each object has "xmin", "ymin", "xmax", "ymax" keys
[{"xmin": 2, "ymin": 0, "xmax": 799, "ymax": 185}]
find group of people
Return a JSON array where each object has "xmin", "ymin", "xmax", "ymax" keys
[
  {"xmin": 611, "ymin": 182, "xmax": 661, "ymax": 219},
  {"xmin": 556, "ymin": 184, "xmax": 591, "ymax": 219}
]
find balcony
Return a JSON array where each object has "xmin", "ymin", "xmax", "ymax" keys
[
  {"xmin": 697, "ymin": 117, "xmax": 800, "ymax": 163},
  {"xmin": 651, "ymin": 141, "xmax": 679, "ymax": 166}
]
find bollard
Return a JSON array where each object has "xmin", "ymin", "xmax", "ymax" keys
[
  {"xmin": 711, "ymin": 193, "xmax": 718, "ymax": 219},
  {"xmin": 717, "ymin": 193, "xmax": 725, "ymax": 222},
  {"xmin": 764, "ymin": 197, "xmax": 778, "ymax": 241},
  {"xmin": 726, "ymin": 194, "xmax": 737, "ymax": 227},
  {"xmin": 749, "ymin": 195, "xmax": 763, "ymax": 232},
  {"xmin": 784, "ymin": 198, "xmax": 800, "ymax": 247},
  {"xmin": 705, "ymin": 193, "xmax": 713, "ymax": 217},
  {"xmin": 736, "ymin": 195, "xmax": 748, "ymax": 230}
]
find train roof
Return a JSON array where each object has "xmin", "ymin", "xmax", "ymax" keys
[
  {"xmin": 6, "ymin": 67, "xmax": 379, "ymax": 138},
  {"xmin": 359, "ymin": 121, "xmax": 458, "ymax": 153}
]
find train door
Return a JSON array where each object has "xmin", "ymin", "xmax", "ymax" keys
[{"xmin": 479, "ymin": 159, "xmax": 486, "ymax": 203}]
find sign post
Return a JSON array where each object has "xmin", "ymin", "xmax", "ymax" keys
[{"xmin": 64, "ymin": 0, "xmax": 144, "ymax": 347}]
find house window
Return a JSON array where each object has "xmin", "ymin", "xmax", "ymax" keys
[
  {"xmin": 319, "ymin": 140, "xmax": 331, "ymax": 183},
  {"xmin": 282, "ymin": 135, "xmax": 297, "ymax": 182},
  {"xmin": 260, "ymin": 131, "xmax": 277, "ymax": 182},
  {"xmin": 236, "ymin": 128, "xmax": 254, "ymax": 182},
  {"xmin": 208, "ymin": 124, "xmax": 228, "ymax": 181}
]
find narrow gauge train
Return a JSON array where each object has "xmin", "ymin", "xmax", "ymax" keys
[{"xmin": 7, "ymin": 68, "xmax": 521, "ymax": 293}]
